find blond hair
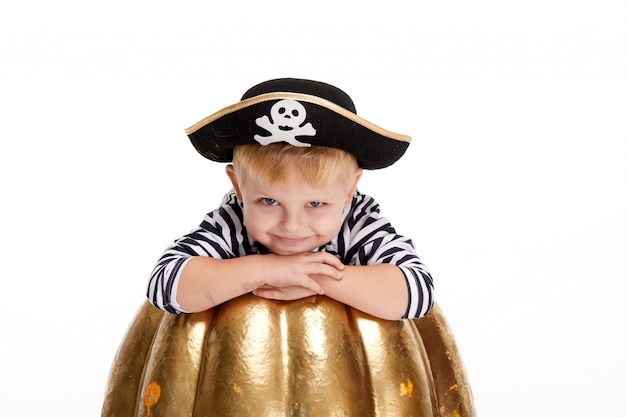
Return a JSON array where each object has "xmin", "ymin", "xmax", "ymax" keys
[{"xmin": 232, "ymin": 144, "xmax": 359, "ymax": 188}]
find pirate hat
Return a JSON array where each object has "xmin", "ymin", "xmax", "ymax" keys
[{"xmin": 185, "ymin": 78, "xmax": 411, "ymax": 169}]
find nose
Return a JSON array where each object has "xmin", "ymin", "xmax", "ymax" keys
[{"xmin": 281, "ymin": 208, "xmax": 303, "ymax": 233}]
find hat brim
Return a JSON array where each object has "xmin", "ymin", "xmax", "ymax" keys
[{"xmin": 185, "ymin": 92, "xmax": 411, "ymax": 170}]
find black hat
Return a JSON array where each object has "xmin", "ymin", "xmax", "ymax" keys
[{"xmin": 185, "ymin": 78, "xmax": 411, "ymax": 169}]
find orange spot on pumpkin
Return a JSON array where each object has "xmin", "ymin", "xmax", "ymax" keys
[
  {"xmin": 400, "ymin": 378, "xmax": 413, "ymax": 397},
  {"xmin": 143, "ymin": 381, "xmax": 161, "ymax": 417}
]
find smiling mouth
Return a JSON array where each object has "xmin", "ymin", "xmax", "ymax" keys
[{"xmin": 274, "ymin": 235, "xmax": 309, "ymax": 245}]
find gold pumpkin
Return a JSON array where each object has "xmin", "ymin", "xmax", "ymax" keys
[{"xmin": 101, "ymin": 294, "xmax": 475, "ymax": 416}]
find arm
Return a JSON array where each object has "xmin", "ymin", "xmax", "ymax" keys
[
  {"xmin": 313, "ymin": 263, "xmax": 408, "ymax": 320},
  {"xmin": 147, "ymin": 191, "xmax": 253, "ymax": 313},
  {"xmin": 319, "ymin": 191, "xmax": 434, "ymax": 320},
  {"xmin": 332, "ymin": 234, "xmax": 433, "ymax": 320},
  {"xmin": 253, "ymin": 250, "xmax": 431, "ymax": 320},
  {"xmin": 252, "ymin": 264, "xmax": 407, "ymax": 320},
  {"xmin": 175, "ymin": 252, "xmax": 344, "ymax": 313}
]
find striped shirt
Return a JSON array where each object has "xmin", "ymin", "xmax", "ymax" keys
[{"xmin": 147, "ymin": 189, "xmax": 434, "ymax": 319}]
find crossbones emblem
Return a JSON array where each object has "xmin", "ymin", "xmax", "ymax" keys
[{"xmin": 254, "ymin": 99, "xmax": 316, "ymax": 147}]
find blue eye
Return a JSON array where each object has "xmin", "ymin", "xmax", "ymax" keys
[
  {"xmin": 307, "ymin": 202, "xmax": 324, "ymax": 208},
  {"xmin": 261, "ymin": 198, "xmax": 278, "ymax": 206}
]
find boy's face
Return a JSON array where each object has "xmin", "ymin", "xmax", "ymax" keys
[{"xmin": 227, "ymin": 165, "xmax": 361, "ymax": 255}]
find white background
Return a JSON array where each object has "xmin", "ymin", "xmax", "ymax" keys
[{"xmin": 1, "ymin": 1, "xmax": 624, "ymax": 416}]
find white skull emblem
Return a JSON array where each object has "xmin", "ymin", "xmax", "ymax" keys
[
  {"xmin": 254, "ymin": 99, "xmax": 316, "ymax": 147},
  {"xmin": 272, "ymin": 100, "xmax": 306, "ymax": 131}
]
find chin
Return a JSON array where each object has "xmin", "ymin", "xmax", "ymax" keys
[
  {"xmin": 268, "ymin": 243, "xmax": 320, "ymax": 256},
  {"xmin": 270, "ymin": 247, "xmax": 310, "ymax": 256}
]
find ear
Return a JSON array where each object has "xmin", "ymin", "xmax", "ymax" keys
[
  {"xmin": 344, "ymin": 168, "xmax": 363, "ymax": 207},
  {"xmin": 225, "ymin": 165, "xmax": 243, "ymax": 200}
]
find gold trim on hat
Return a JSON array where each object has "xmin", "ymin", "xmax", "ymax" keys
[{"xmin": 184, "ymin": 92, "xmax": 411, "ymax": 143}]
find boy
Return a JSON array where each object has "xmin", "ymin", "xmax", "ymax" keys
[{"xmin": 147, "ymin": 78, "xmax": 433, "ymax": 320}]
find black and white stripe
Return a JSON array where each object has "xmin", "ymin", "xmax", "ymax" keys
[{"xmin": 147, "ymin": 190, "xmax": 434, "ymax": 318}]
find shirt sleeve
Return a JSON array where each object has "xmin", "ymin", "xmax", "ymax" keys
[
  {"xmin": 341, "ymin": 192, "xmax": 434, "ymax": 319},
  {"xmin": 146, "ymin": 191, "xmax": 245, "ymax": 314}
]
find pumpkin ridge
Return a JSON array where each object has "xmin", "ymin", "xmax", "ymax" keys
[
  {"xmin": 101, "ymin": 302, "xmax": 163, "ymax": 417},
  {"xmin": 283, "ymin": 295, "xmax": 376, "ymax": 416},
  {"xmin": 412, "ymin": 305, "xmax": 477, "ymax": 417},
  {"xmin": 138, "ymin": 308, "xmax": 213, "ymax": 416},
  {"xmin": 192, "ymin": 304, "xmax": 222, "ymax": 414},
  {"xmin": 134, "ymin": 309, "xmax": 166, "ymax": 417},
  {"xmin": 353, "ymin": 309, "xmax": 438, "ymax": 416}
]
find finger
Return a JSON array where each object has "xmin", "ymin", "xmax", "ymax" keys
[
  {"xmin": 302, "ymin": 278, "xmax": 325, "ymax": 294},
  {"xmin": 281, "ymin": 252, "xmax": 343, "ymax": 272},
  {"xmin": 252, "ymin": 288, "xmax": 279, "ymax": 299},
  {"xmin": 256, "ymin": 284, "xmax": 275, "ymax": 290},
  {"xmin": 254, "ymin": 285, "xmax": 320, "ymax": 300},
  {"xmin": 307, "ymin": 263, "xmax": 343, "ymax": 280},
  {"xmin": 313, "ymin": 252, "xmax": 345, "ymax": 270}
]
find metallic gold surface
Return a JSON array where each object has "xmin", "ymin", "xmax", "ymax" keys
[
  {"xmin": 413, "ymin": 306, "xmax": 476, "ymax": 417},
  {"xmin": 102, "ymin": 295, "xmax": 475, "ymax": 417}
]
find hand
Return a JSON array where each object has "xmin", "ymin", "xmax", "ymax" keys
[
  {"xmin": 253, "ymin": 285, "xmax": 318, "ymax": 301},
  {"xmin": 258, "ymin": 252, "xmax": 344, "ymax": 295}
]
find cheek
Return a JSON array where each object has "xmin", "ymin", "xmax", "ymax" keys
[
  {"xmin": 242, "ymin": 207, "xmax": 261, "ymax": 233},
  {"xmin": 242, "ymin": 206, "xmax": 273, "ymax": 238},
  {"xmin": 314, "ymin": 208, "xmax": 345, "ymax": 236}
]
